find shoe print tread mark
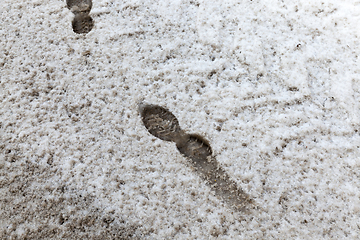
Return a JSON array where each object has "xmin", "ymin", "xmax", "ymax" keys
[
  {"xmin": 66, "ymin": 0, "xmax": 93, "ymax": 34},
  {"xmin": 140, "ymin": 103, "xmax": 255, "ymax": 212},
  {"xmin": 72, "ymin": 13, "xmax": 94, "ymax": 34},
  {"xmin": 66, "ymin": 0, "xmax": 92, "ymax": 13},
  {"xmin": 139, "ymin": 104, "xmax": 183, "ymax": 142}
]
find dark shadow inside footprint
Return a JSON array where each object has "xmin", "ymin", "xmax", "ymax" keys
[
  {"xmin": 140, "ymin": 104, "xmax": 182, "ymax": 142},
  {"xmin": 72, "ymin": 13, "xmax": 94, "ymax": 34}
]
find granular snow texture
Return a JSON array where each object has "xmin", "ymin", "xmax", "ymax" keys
[{"xmin": 1, "ymin": 0, "xmax": 360, "ymax": 239}]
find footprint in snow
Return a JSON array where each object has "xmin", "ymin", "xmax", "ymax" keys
[{"xmin": 139, "ymin": 103, "xmax": 255, "ymax": 212}]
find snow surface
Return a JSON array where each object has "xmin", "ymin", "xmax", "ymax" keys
[{"xmin": 1, "ymin": 0, "xmax": 360, "ymax": 239}]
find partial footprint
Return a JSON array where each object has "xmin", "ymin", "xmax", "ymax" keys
[
  {"xmin": 66, "ymin": 0, "xmax": 92, "ymax": 13},
  {"xmin": 72, "ymin": 13, "xmax": 94, "ymax": 34},
  {"xmin": 140, "ymin": 103, "xmax": 254, "ymax": 212},
  {"xmin": 139, "ymin": 103, "xmax": 183, "ymax": 142},
  {"xmin": 66, "ymin": 0, "xmax": 93, "ymax": 34}
]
